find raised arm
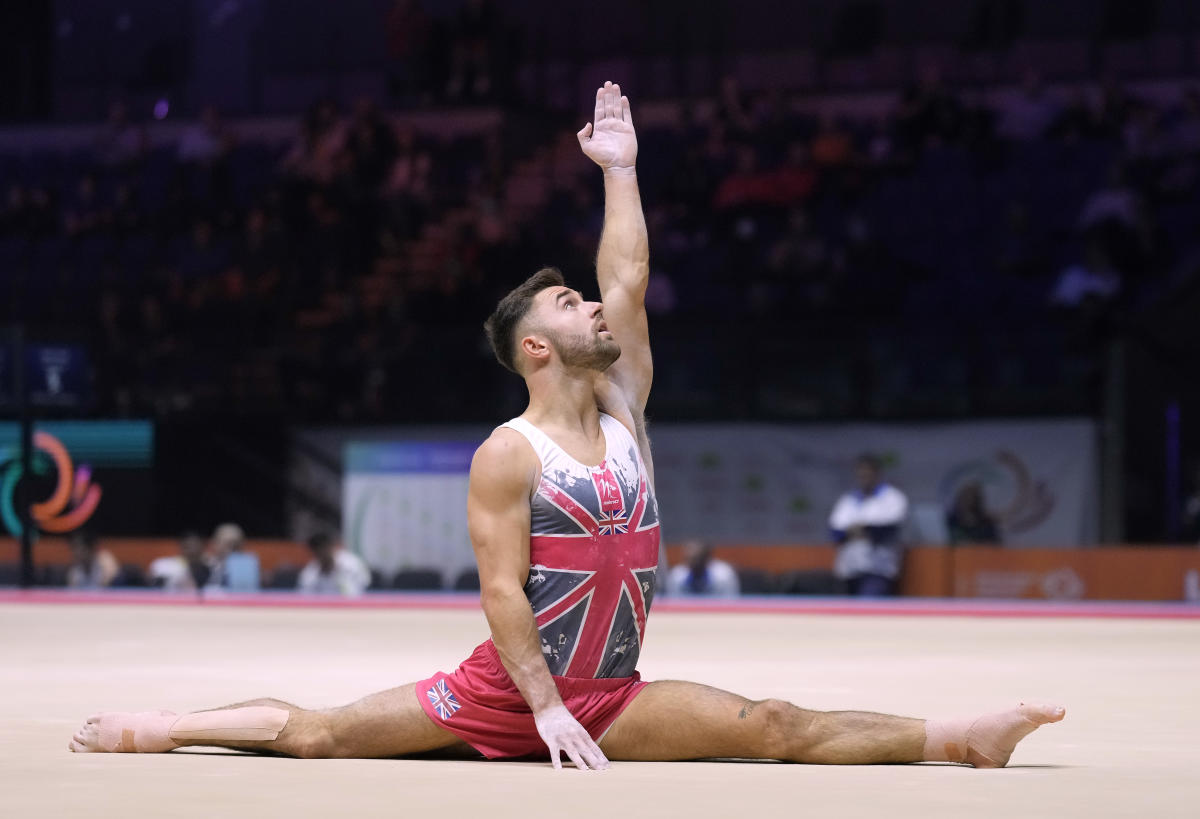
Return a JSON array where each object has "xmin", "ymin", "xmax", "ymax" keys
[
  {"xmin": 577, "ymin": 81, "xmax": 652, "ymax": 414},
  {"xmin": 467, "ymin": 430, "xmax": 610, "ymax": 771}
]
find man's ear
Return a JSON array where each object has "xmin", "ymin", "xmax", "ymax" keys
[{"xmin": 520, "ymin": 333, "xmax": 551, "ymax": 365}]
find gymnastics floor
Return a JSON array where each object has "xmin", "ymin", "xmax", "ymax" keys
[{"xmin": 2, "ymin": 594, "xmax": 1197, "ymax": 818}]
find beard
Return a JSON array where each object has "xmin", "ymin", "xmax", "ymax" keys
[{"xmin": 545, "ymin": 328, "xmax": 621, "ymax": 371}]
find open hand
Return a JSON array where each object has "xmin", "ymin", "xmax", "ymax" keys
[
  {"xmin": 534, "ymin": 703, "xmax": 611, "ymax": 771},
  {"xmin": 577, "ymin": 81, "xmax": 637, "ymax": 172}
]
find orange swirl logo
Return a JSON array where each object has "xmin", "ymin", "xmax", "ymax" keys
[{"xmin": 0, "ymin": 432, "xmax": 102, "ymax": 536}]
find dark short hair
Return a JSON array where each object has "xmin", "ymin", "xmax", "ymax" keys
[
  {"xmin": 307, "ymin": 532, "xmax": 334, "ymax": 554},
  {"xmin": 483, "ymin": 267, "xmax": 565, "ymax": 373},
  {"xmin": 855, "ymin": 452, "xmax": 883, "ymax": 471},
  {"xmin": 70, "ymin": 529, "xmax": 97, "ymax": 549}
]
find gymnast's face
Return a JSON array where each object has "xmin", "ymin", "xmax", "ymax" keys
[{"xmin": 522, "ymin": 286, "xmax": 620, "ymax": 372}]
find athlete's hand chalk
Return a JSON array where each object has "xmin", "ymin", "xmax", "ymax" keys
[{"xmin": 534, "ymin": 704, "xmax": 610, "ymax": 771}]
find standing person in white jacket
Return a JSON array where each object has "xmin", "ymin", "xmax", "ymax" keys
[
  {"xmin": 829, "ymin": 453, "xmax": 908, "ymax": 596},
  {"xmin": 297, "ymin": 532, "xmax": 371, "ymax": 596}
]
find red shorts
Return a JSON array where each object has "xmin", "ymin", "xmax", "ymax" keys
[{"xmin": 416, "ymin": 640, "xmax": 648, "ymax": 759}]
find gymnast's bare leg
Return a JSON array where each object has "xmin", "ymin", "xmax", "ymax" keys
[
  {"xmin": 68, "ymin": 684, "xmax": 471, "ymax": 758},
  {"xmin": 600, "ymin": 681, "xmax": 1064, "ymax": 767}
]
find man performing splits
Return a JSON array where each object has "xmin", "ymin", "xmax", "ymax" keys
[{"xmin": 69, "ymin": 83, "xmax": 1063, "ymax": 769}]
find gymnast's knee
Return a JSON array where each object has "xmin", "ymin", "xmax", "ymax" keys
[
  {"xmin": 754, "ymin": 698, "xmax": 811, "ymax": 759},
  {"xmin": 288, "ymin": 717, "xmax": 338, "ymax": 759}
]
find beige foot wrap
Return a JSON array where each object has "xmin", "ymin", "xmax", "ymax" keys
[
  {"xmin": 924, "ymin": 702, "xmax": 1065, "ymax": 768},
  {"xmin": 69, "ymin": 711, "xmax": 180, "ymax": 753},
  {"xmin": 168, "ymin": 706, "xmax": 290, "ymax": 743},
  {"xmin": 69, "ymin": 706, "xmax": 291, "ymax": 753}
]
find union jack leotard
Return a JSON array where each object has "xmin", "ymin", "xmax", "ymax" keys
[{"xmin": 501, "ymin": 413, "xmax": 660, "ymax": 679}]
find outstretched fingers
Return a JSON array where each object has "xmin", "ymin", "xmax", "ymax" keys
[
  {"xmin": 548, "ymin": 736, "xmax": 610, "ymax": 771},
  {"xmin": 590, "ymin": 81, "xmax": 632, "ymax": 126},
  {"xmin": 565, "ymin": 745, "xmax": 588, "ymax": 771},
  {"xmin": 571, "ymin": 734, "xmax": 610, "ymax": 770}
]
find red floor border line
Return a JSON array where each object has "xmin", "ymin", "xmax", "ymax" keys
[{"xmin": 2, "ymin": 588, "xmax": 1198, "ymax": 619}]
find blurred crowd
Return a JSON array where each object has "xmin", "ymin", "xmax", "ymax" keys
[
  {"xmin": 633, "ymin": 68, "xmax": 1200, "ymax": 333},
  {"xmin": 60, "ymin": 524, "xmax": 378, "ymax": 597},
  {"xmin": 4, "ymin": 70, "xmax": 1200, "ymax": 421}
]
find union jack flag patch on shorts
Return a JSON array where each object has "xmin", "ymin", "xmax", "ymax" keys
[{"xmin": 426, "ymin": 679, "xmax": 461, "ymax": 720}]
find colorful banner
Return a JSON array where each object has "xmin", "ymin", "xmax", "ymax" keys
[{"xmin": 0, "ymin": 421, "xmax": 153, "ymax": 537}]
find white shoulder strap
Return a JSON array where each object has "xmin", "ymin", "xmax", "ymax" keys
[{"xmin": 498, "ymin": 417, "xmax": 552, "ymax": 469}]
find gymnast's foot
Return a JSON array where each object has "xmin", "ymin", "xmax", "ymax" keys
[
  {"xmin": 68, "ymin": 711, "xmax": 179, "ymax": 753},
  {"xmin": 925, "ymin": 702, "xmax": 1066, "ymax": 768}
]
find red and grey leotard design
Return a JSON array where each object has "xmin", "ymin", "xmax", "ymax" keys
[{"xmin": 501, "ymin": 414, "xmax": 661, "ymax": 679}]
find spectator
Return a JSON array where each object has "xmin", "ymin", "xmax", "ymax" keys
[
  {"xmin": 766, "ymin": 208, "xmax": 835, "ymax": 311},
  {"xmin": 110, "ymin": 182, "xmax": 143, "ymax": 236},
  {"xmin": 830, "ymin": 454, "xmax": 909, "ymax": 596},
  {"xmin": 173, "ymin": 218, "xmax": 232, "ymax": 281},
  {"xmin": 1049, "ymin": 88, "xmax": 1102, "ymax": 143},
  {"xmin": 62, "ymin": 172, "xmax": 107, "ymax": 237},
  {"xmin": 66, "ymin": 530, "xmax": 119, "ymax": 589},
  {"xmin": 210, "ymin": 522, "xmax": 260, "ymax": 591},
  {"xmin": 1, "ymin": 184, "xmax": 29, "ymax": 235},
  {"xmin": 345, "ymin": 98, "xmax": 399, "ymax": 191},
  {"xmin": 946, "ymin": 481, "xmax": 1001, "ymax": 544},
  {"xmin": 95, "ymin": 99, "xmax": 146, "ymax": 167},
  {"xmin": 896, "ymin": 62, "xmax": 964, "ymax": 149},
  {"xmin": 148, "ymin": 531, "xmax": 214, "ymax": 592},
  {"xmin": 665, "ymin": 540, "xmax": 740, "ymax": 598},
  {"xmin": 810, "ymin": 115, "xmax": 854, "ymax": 168},
  {"xmin": 1078, "ymin": 165, "xmax": 1142, "ymax": 232},
  {"xmin": 1165, "ymin": 88, "xmax": 1200, "ymax": 157},
  {"xmin": 1182, "ymin": 465, "xmax": 1200, "ymax": 544},
  {"xmin": 762, "ymin": 141, "xmax": 819, "ymax": 206},
  {"xmin": 384, "ymin": 0, "xmax": 433, "ymax": 105},
  {"xmin": 445, "ymin": 0, "xmax": 502, "ymax": 101},
  {"xmin": 177, "ymin": 105, "xmax": 234, "ymax": 165},
  {"xmin": 1050, "ymin": 243, "xmax": 1121, "ymax": 309},
  {"xmin": 716, "ymin": 75, "xmax": 754, "ymax": 140},
  {"xmin": 997, "ymin": 70, "xmax": 1061, "ymax": 142},
  {"xmin": 964, "ymin": 0, "xmax": 1023, "ymax": 51},
  {"xmin": 297, "ymin": 532, "xmax": 371, "ymax": 596},
  {"xmin": 281, "ymin": 99, "xmax": 346, "ymax": 185}
]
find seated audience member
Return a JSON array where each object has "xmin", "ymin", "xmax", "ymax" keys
[
  {"xmin": 946, "ymin": 481, "xmax": 1001, "ymax": 544},
  {"xmin": 297, "ymin": 532, "xmax": 371, "ymax": 596},
  {"xmin": 177, "ymin": 105, "xmax": 234, "ymax": 165},
  {"xmin": 665, "ymin": 539, "xmax": 740, "ymax": 598},
  {"xmin": 66, "ymin": 530, "xmax": 119, "ymax": 589},
  {"xmin": 209, "ymin": 522, "xmax": 260, "ymax": 591},
  {"xmin": 148, "ymin": 531, "xmax": 213, "ymax": 592},
  {"xmin": 830, "ymin": 454, "xmax": 909, "ymax": 597}
]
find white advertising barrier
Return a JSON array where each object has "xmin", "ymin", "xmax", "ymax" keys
[
  {"xmin": 648, "ymin": 419, "xmax": 1098, "ymax": 546},
  {"xmin": 343, "ymin": 441, "xmax": 478, "ymax": 584}
]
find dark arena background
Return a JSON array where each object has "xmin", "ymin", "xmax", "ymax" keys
[{"xmin": 1, "ymin": 1, "xmax": 1198, "ymax": 816}]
